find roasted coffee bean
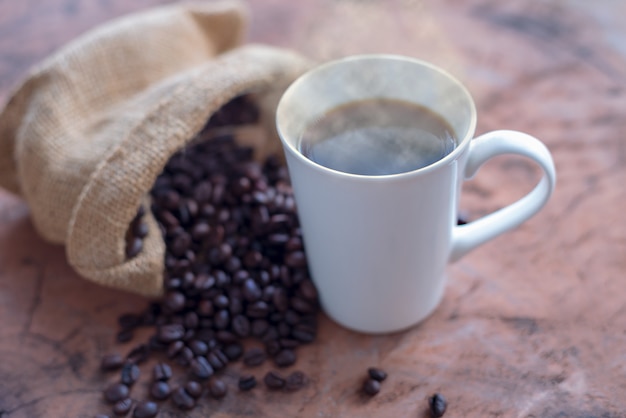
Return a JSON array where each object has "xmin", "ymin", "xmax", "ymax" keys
[
  {"xmin": 261, "ymin": 326, "xmax": 279, "ymax": 344},
  {"xmin": 112, "ymin": 398, "xmax": 133, "ymax": 415},
  {"xmin": 152, "ymin": 362, "xmax": 172, "ymax": 381},
  {"xmin": 95, "ymin": 414, "xmax": 110, "ymax": 418},
  {"xmin": 238, "ymin": 374, "xmax": 257, "ymax": 391},
  {"xmin": 243, "ymin": 347, "xmax": 266, "ymax": 367},
  {"xmin": 104, "ymin": 383, "xmax": 129, "ymax": 403},
  {"xmin": 290, "ymin": 296, "xmax": 314, "ymax": 314},
  {"xmin": 189, "ymin": 340, "xmax": 208, "ymax": 356},
  {"xmin": 119, "ymin": 314, "xmax": 142, "ymax": 330},
  {"xmin": 134, "ymin": 221, "xmax": 149, "ymax": 239},
  {"xmin": 367, "ymin": 367, "xmax": 387, "ymax": 382},
  {"xmin": 278, "ymin": 322, "xmax": 291, "ymax": 337},
  {"xmin": 246, "ymin": 301, "xmax": 270, "ymax": 318},
  {"xmin": 242, "ymin": 278, "xmax": 262, "ymax": 302},
  {"xmin": 214, "ymin": 348, "xmax": 229, "ymax": 365},
  {"xmin": 272, "ymin": 288, "xmax": 288, "ymax": 312},
  {"xmin": 223, "ymin": 343, "xmax": 243, "ymax": 361},
  {"xmin": 120, "ymin": 363, "xmax": 140, "ymax": 386},
  {"xmin": 150, "ymin": 381, "xmax": 171, "ymax": 400},
  {"xmin": 176, "ymin": 346, "xmax": 194, "ymax": 367},
  {"xmin": 116, "ymin": 330, "xmax": 134, "ymax": 343},
  {"xmin": 126, "ymin": 343, "xmax": 150, "ymax": 364},
  {"xmin": 265, "ymin": 340, "xmax": 281, "ymax": 356},
  {"xmin": 166, "ymin": 340, "xmax": 184, "ymax": 358},
  {"xmin": 185, "ymin": 381, "xmax": 203, "ymax": 398},
  {"xmin": 163, "ymin": 292, "xmax": 186, "ymax": 312},
  {"xmin": 214, "ymin": 309, "xmax": 230, "ymax": 329},
  {"xmin": 251, "ymin": 319, "xmax": 270, "ymax": 337},
  {"xmin": 264, "ymin": 371, "xmax": 286, "ymax": 390},
  {"xmin": 279, "ymin": 338, "xmax": 299, "ymax": 349},
  {"xmin": 208, "ymin": 378, "xmax": 228, "ymax": 399},
  {"xmin": 285, "ymin": 371, "xmax": 306, "ymax": 391},
  {"xmin": 126, "ymin": 237, "xmax": 143, "ymax": 259},
  {"xmin": 298, "ymin": 280, "xmax": 318, "ymax": 301},
  {"xmin": 285, "ymin": 251, "xmax": 306, "ymax": 268},
  {"xmin": 171, "ymin": 387, "xmax": 195, "ymax": 410},
  {"xmin": 232, "ymin": 315, "xmax": 251, "ymax": 337},
  {"xmin": 101, "ymin": 354, "xmax": 124, "ymax": 371},
  {"xmin": 291, "ymin": 326, "xmax": 315, "ymax": 343},
  {"xmin": 363, "ymin": 378, "xmax": 381, "ymax": 396},
  {"xmin": 274, "ymin": 349, "xmax": 296, "ymax": 368},
  {"xmin": 133, "ymin": 400, "xmax": 158, "ymax": 418},
  {"xmin": 190, "ymin": 356, "xmax": 214, "ymax": 379},
  {"xmin": 157, "ymin": 324, "xmax": 185, "ymax": 342},
  {"xmin": 215, "ymin": 330, "xmax": 237, "ymax": 344},
  {"xmin": 429, "ymin": 393, "xmax": 447, "ymax": 417},
  {"xmin": 207, "ymin": 351, "xmax": 225, "ymax": 370}
]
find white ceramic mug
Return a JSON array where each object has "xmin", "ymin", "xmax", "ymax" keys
[{"xmin": 276, "ymin": 55, "xmax": 556, "ymax": 334}]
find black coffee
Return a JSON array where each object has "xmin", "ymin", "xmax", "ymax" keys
[{"xmin": 299, "ymin": 98, "xmax": 457, "ymax": 175}]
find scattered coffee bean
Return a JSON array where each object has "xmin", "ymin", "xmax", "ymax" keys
[
  {"xmin": 190, "ymin": 356, "xmax": 214, "ymax": 380},
  {"xmin": 367, "ymin": 367, "xmax": 387, "ymax": 382},
  {"xmin": 126, "ymin": 343, "xmax": 150, "ymax": 364},
  {"xmin": 120, "ymin": 363, "xmax": 140, "ymax": 386},
  {"xmin": 116, "ymin": 330, "xmax": 134, "ymax": 343},
  {"xmin": 157, "ymin": 324, "xmax": 185, "ymax": 342},
  {"xmin": 152, "ymin": 362, "xmax": 172, "ymax": 381},
  {"xmin": 112, "ymin": 398, "xmax": 133, "ymax": 415},
  {"xmin": 363, "ymin": 378, "xmax": 381, "ymax": 396},
  {"xmin": 171, "ymin": 386, "xmax": 196, "ymax": 410},
  {"xmin": 150, "ymin": 381, "xmax": 171, "ymax": 400},
  {"xmin": 238, "ymin": 374, "xmax": 257, "ymax": 391},
  {"xmin": 285, "ymin": 371, "xmax": 307, "ymax": 391},
  {"xmin": 264, "ymin": 371, "xmax": 286, "ymax": 390},
  {"xmin": 104, "ymin": 383, "xmax": 129, "ymax": 403},
  {"xmin": 101, "ymin": 353, "xmax": 124, "ymax": 371},
  {"xmin": 133, "ymin": 400, "xmax": 159, "ymax": 418},
  {"xmin": 243, "ymin": 347, "xmax": 266, "ymax": 367},
  {"xmin": 185, "ymin": 381, "xmax": 203, "ymax": 398},
  {"xmin": 208, "ymin": 378, "xmax": 228, "ymax": 399},
  {"xmin": 429, "ymin": 393, "xmax": 447, "ymax": 417},
  {"xmin": 223, "ymin": 343, "xmax": 243, "ymax": 361},
  {"xmin": 274, "ymin": 349, "xmax": 296, "ymax": 368}
]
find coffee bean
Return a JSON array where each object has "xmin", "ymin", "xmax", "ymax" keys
[
  {"xmin": 126, "ymin": 237, "xmax": 143, "ymax": 259},
  {"xmin": 166, "ymin": 340, "xmax": 184, "ymax": 358},
  {"xmin": 214, "ymin": 309, "xmax": 230, "ymax": 329},
  {"xmin": 285, "ymin": 251, "xmax": 306, "ymax": 268},
  {"xmin": 246, "ymin": 301, "xmax": 270, "ymax": 318},
  {"xmin": 243, "ymin": 347, "xmax": 266, "ymax": 367},
  {"xmin": 207, "ymin": 351, "xmax": 225, "ymax": 370},
  {"xmin": 238, "ymin": 374, "xmax": 257, "ymax": 391},
  {"xmin": 101, "ymin": 354, "xmax": 124, "ymax": 371},
  {"xmin": 104, "ymin": 383, "xmax": 129, "ymax": 403},
  {"xmin": 429, "ymin": 393, "xmax": 447, "ymax": 417},
  {"xmin": 95, "ymin": 414, "xmax": 110, "ymax": 418},
  {"xmin": 189, "ymin": 340, "xmax": 208, "ymax": 356},
  {"xmin": 208, "ymin": 378, "xmax": 228, "ymax": 399},
  {"xmin": 152, "ymin": 362, "xmax": 172, "ymax": 381},
  {"xmin": 214, "ymin": 348, "xmax": 229, "ymax": 365},
  {"xmin": 163, "ymin": 292, "xmax": 186, "ymax": 312},
  {"xmin": 274, "ymin": 349, "xmax": 296, "ymax": 368},
  {"xmin": 264, "ymin": 371, "xmax": 286, "ymax": 390},
  {"xmin": 279, "ymin": 338, "xmax": 299, "ymax": 349},
  {"xmin": 120, "ymin": 363, "xmax": 140, "ymax": 386},
  {"xmin": 150, "ymin": 381, "xmax": 171, "ymax": 400},
  {"xmin": 290, "ymin": 296, "xmax": 314, "ymax": 314},
  {"xmin": 242, "ymin": 278, "xmax": 262, "ymax": 302},
  {"xmin": 116, "ymin": 330, "xmax": 134, "ymax": 343},
  {"xmin": 134, "ymin": 221, "xmax": 149, "ymax": 239},
  {"xmin": 272, "ymin": 288, "xmax": 288, "ymax": 312},
  {"xmin": 363, "ymin": 378, "xmax": 381, "ymax": 396},
  {"xmin": 215, "ymin": 330, "xmax": 237, "ymax": 344},
  {"xmin": 291, "ymin": 326, "xmax": 315, "ymax": 343},
  {"xmin": 185, "ymin": 381, "xmax": 203, "ymax": 398},
  {"xmin": 232, "ymin": 315, "xmax": 251, "ymax": 337},
  {"xmin": 176, "ymin": 346, "xmax": 194, "ymax": 367},
  {"xmin": 265, "ymin": 340, "xmax": 281, "ymax": 356},
  {"xmin": 367, "ymin": 367, "xmax": 387, "ymax": 382},
  {"xmin": 157, "ymin": 324, "xmax": 185, "ymax": 342},
  {"xmin": 119, "ymin": 314, "xmax": 142, "ymax": 330},
  {"xmin": 298, "ymin": 280, "xmax": 318, "ymax": 301},
  {"xmin": 172, "ymin": 387, "xmax": 195, "ymax": 410},
  {"xmin": 223, "ymin": 343, "xmax": 243, "ymax": 361},
  {"xmin": 285, "ymin": 371, "xmax": 307, "ymax": 391},
  {"xmin": 190, "ymin": 356, "xmax": 214, "ymax": 379},
  {"xmin": 112, "ymin": 398, "xmax": 133, "ymax": 415},
  {"xmin": 133, "ymin": 400, "xmax": 158, "ymax": 418},
  {"xmin": 251, "ymin": 319, "xmax": 270, "ymax": 337}
]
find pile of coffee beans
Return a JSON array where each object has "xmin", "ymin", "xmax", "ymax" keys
[{"xmin": 97, "ymin": 96, "xmax": 317, "ymax": 417}]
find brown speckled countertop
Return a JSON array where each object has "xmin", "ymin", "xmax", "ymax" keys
[{"xmin": 1, "ymin": 0, "xmax": 625, "ymax": 417}]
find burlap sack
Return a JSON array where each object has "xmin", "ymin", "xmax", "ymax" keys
[{"xmin": 0, "ymin": 1, "xmax": 311, "ymax": 297}]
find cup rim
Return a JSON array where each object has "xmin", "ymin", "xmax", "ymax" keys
[{"xmin": 276, "ymin": 54, "xmax": 477, "ymax": 179}]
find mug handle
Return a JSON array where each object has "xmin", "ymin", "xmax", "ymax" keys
[{"xmin": 449, "ymin": 130, "xmax": 556, "ymax": 262}]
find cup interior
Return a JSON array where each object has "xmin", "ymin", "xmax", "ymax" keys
[{"xmin": 276, "ymin": 55, "xmax": 477, "ymax": 174}]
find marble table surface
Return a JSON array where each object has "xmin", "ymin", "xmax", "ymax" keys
[{"xmin": 0, "ymin": 0, "xmax": 625, "ymax": 417}]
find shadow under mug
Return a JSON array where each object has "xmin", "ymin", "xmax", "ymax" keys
[{"xmin": 276, "ymin": 55, "xmax": 556, "ymax": 334}]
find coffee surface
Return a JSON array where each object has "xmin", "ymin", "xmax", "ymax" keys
[{"xmin": 299, "ymin": 98, "xmax": 456, "ymax": 175}]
